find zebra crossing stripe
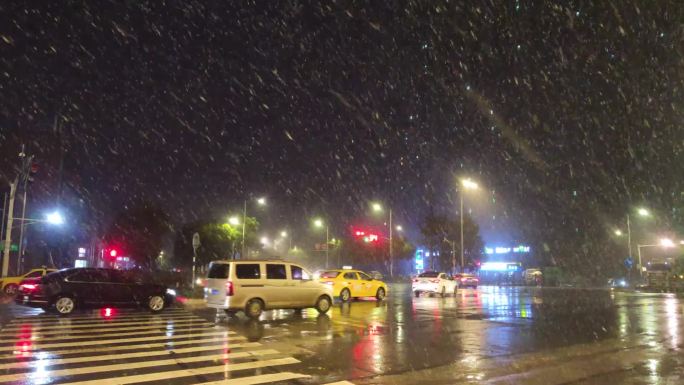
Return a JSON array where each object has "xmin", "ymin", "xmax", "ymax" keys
[
  {"xmin": 0, "ymin": 330, "xmax": 234, "ymax": 352},
  {"xmin": 0, "ymin": 335, "xmax": 250, "ymax": 359},
  {"xmin": 4, "ymin": 315, "xmax": 205, "ymax": 330},
  {"xmin": 0, "ymin": 349, "xmax": 282, "ymax": 383},
  {"xmin": 53, "ymin": 357, "xmax": 301, "ymax": 385},
  {"xmin": 322, "ymin": 382, "xmax": 357, "ymax": 385},
  {"xmin": 194, "ymin": 372, "xmax": 311, "ymax": 384},
  {"xmin": 8, "ymin": 313, "xmax": 200, "ymax": 325},
  {"xmin": 0, "ymin": 341, "xmax": 263, "ymax": 370},
  {"xmin": 1, "ymin": 324, "xmax": 235, "ymax": 343},
  {"xmin": 0, "ymin": 319, "xmax": 212, "ymax": 335},
  {"xmin": 11, "ymin": 308, "xmax": 189, "ymax": 320}
]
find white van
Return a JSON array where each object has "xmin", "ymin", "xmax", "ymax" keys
[{"xmin": 204, "ymin": 260, "xmax": 333, "ymax": 318}]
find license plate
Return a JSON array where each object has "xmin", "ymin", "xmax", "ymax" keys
[
  {"xmin": 211, "ymin": 289, "xmax": 219, "ymax": 295},
  {"xmin": 23, "ymin": 296, "xmax": 29, "ymax": 303}
]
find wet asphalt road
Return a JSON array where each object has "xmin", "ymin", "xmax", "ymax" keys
[{"xmin": 1, "ymin": 284, "xmax": 683, "ymax": 384}]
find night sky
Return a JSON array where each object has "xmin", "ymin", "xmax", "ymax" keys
[{"xmin": 2, "ymin": 1, "xmax": 684, "ymax": 269}]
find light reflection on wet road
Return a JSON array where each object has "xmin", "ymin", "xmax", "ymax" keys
[{"xmin": 1, "ymin": 284, "xmax": 684, "ymax": 384}]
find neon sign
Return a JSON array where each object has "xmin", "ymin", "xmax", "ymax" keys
[{"xmin": 485, "ymin": 245, "xmax": 530, "ymax": 254}]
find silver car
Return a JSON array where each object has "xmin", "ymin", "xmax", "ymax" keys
[{"xmin": 204, "ymin": 260, "xmax": 333, "ymax": 318}]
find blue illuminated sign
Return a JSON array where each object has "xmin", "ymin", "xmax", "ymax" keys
[
  {"xmin": 415, "ymin": 249, "xmax": 424, "ymax": 270},
  {"xmin": 485, "ymin": 245, "xmax": 530, "ymax": 254}
]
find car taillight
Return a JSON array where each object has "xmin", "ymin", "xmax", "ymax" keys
[
  {"xmin": 21, "ymin": 284, "xmax": 38, "ymax": 291},
  {"xmin": 226, "ymin": 281, "xmax": 234, "ymax": 296},
  {"xmin": 430, "ymin": 279, "xmax": 440, "ymax": 283}
]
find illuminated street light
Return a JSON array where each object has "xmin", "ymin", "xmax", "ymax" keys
[
  {"xmin": 461, "ymin": 178, "xmax": 479, "ymax": 190},
  {"xmin": 371, "ymin": 202, "xmax": 383, "ymax": 212},
  {"xmin": 458, "ymin": 178, "xmax": 480, "ymax": 273},
  {"xmin": 660, "ymin": 238, "xmax": 674, "ymax": 248},
  {"xmin": 614, "ymin": 229, "xmax": 623, "ymax": 236},
  {"xmin": 370, "ymin": 202, "xmax": 395, "ymax": 277},
  {"xmin": 257, "ymin": 197, "xmax": 267, "ymax": 206},
  {"xmin": 637, "ymin": 208, "xmax": 650, "ymax": 217},
  {"xmin": 46, "ymin": 212, "xmax": 65, "ymax": 225},
  {"xmin": 313, "ymin": 219, "xmax": 329, "ymax": 268},
  {"xmin": 396, "ymin": 225, "xmax": 403, "ymax": 232},
  {"xmin": 260, "ymin": 236, "xmax": 269, "ymax": 245},
  {"xmin": 280, "ymin": 231, "xmax": 287, "ymax": 237},
  {"xmin": 228, "ymin": 216, "xmax": 240, "ymax": 226}
]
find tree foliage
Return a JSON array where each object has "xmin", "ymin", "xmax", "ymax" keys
[
  {"xmin": 420, "ymin": 211, "xmax": 483, "ymax": 272},
  {"xmin": 172, "ymin": 217, "xmax": 258, "ymax": 271},
  {"xmin": 104, "ymin": 201, "xmax": 171, "ymax": 269}
]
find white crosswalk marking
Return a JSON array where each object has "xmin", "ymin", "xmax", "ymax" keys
[
  {"xmin": 0, "ymin": 319, "xmax": 212, "ymax": 335},
  {"xmin": 0, "ymin": 308, "xmax": 356, "ymax": 385}
]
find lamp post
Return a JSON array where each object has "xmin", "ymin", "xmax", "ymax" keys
[
  {"xmin": 637, "ymin": 238, "xmax": 674, "ymax": 276},
  {"xmin": 620, "ymin": 208, "xmax": 650, "ymax": 276},
  {"xmin": 241, "ymin": 197, "xmax": 266, "ymax": 259},
  {"xmin": 459, "ymin": 178, "xmax": 479, "ymax": 273},
  {"xmin": 371, "ymin": 203, "xmax": 394, "ymax": 278},
  {"xmin": 314, "ymin": 219, "xmax": 329, "ymax": 268}
]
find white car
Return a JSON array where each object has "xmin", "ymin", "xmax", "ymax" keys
[{"xmin": 412, "ymin": 271, "xmax": 458, "ymax": 297}]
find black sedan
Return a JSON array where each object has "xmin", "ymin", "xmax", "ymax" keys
[{"xmin": 16, "ymin": 268, "xmax": 175, "ymax": 315}]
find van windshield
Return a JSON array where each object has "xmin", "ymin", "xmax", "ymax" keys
[{"xmin": 208, "ymin": 263, "xmax": 230, "ymax": 279}]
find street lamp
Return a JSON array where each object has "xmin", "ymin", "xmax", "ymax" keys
[
  {"xmin": 313, "ymin": 218, "xmax": 329, "ymax": 268},
  {"xmin": 241, "ymin": 197, "xmax": 267, "ymax": 258},
  {"xmin": 625, "ymin": 207, "xmax": 652, "ymax": 276},
  {"xmin": 228, "ymin": 216, "xmax": 240, "ymax": 226},
  {"xmin": 458, "ymin": 178, "xmax": 479, "ymax": 273},
  {"xmin": 614, "ymin": 229, "xmax": 623, "ymax": 236},
  {"xmin": 46, "ymin": 211, "xmax": 65, "ymax": 225},
  {"xmin": 371, "ymin": 202, "xmax": 394, "ymax": 278},
  {"xmin": 637, "ymin": 239, "xmax": 676, "ymax": 275},
  {"xmin": 396, "ymin": 225, "xmax": 403, "ymax": 232},
  {"xmin": 280, "ymin": 231, "xmax": 292, "ymax": 252}
]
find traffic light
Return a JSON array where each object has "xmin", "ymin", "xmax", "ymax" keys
[{"xmin": 109, "ymin": 249, "xmax": 117, "ymax": 257}]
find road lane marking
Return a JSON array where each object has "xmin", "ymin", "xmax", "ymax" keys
[
  {"xmin": 11, "ymin": 308, "xmax": 189, "ymax": 320},
  {"xmin": 0, "ymin": 319, "xmax": 213, "ymax": 335},
  {"xmin": 195, "ymin": 372, "xmax": 311, "ymax": 384},
  {"xmin": 7, "ymin": 313, "xmax": 200, "ymax": 326},
  {"xmin": 0, "ymin": 335, "xmax": 250, "ymax": 359},
  {"xmin": 54, "ymin": 357, "xmax": 301, "ymax": 385},
  {"xmin": 0, "ymin": 341, "xmax": 263, "ymax": 370},
  {"xmin": 0, "ymin": 349, "xmax": 281, "ymax": 383},
  {"xmin": 0, "ymin": 324, "xmax": 235, "ymax": 343},
  {"xmin": 0, "ymin": 330, "xmax": 234, "ymax": 352},
  {"xmin": 323, "ymin": 382, "xmax": 357, "ymax": 385}
]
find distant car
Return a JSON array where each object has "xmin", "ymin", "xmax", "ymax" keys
[
  {"xmin": 318, "ymin": 269, "xmax": 388, "ymax": 302},
  {"xmin": 205, "ymin": 260, "xmax": 333, "ymax": 318},
  {"xmin": 369, "ymin": 271, "xmax": 384, "ymax": 280},
  {"xmin": 454, "ymin": 273, "xmax": 479, "ymax": 288},
  {"xmin": 16, "ymin": 268, "xmax": 174, "ymax": 315},
  {"xmin": 412, "ymin": 271, "xmax": 458, "ymax": 297},
  {"xmin": 0, "ymin": 268, "xmax": 58, "ymax": 295}
]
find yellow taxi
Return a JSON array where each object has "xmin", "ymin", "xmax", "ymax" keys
[
  {"xmin": 0, "ymin": 268, "xmax": 58, "ymax": 295},
  {"xmin": 318, "ymin": 268, "xmax": 388, "ymax": 302}
]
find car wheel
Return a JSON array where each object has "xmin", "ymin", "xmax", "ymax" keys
[
  {"xmin": 148, "ymin": 295, "xmax": 165, "ymax": 312},
  {"xmin": 440, "ymin": 286, "xmax": 446, "ymax": 298},
  {"xmin": 245, "ymin": 298, "xmax": 264, "ymax": 319},
  {"xmin": 54, "ymin": 296, "xmax": 76, "ymax": 315},
  {"xmin": 340, "ymin": 288, "xmax": 351, "ymax": 303},
  {"xmin": 3, "ymin": 284, "xmax": 18, "ymax": 296},
  {"xmin": 315, "ymin": 295, "xmax": 332, "ymax": 313},
  {"xmin": 414, "ymin": 291, "xmax": 420, "ymax": 298},
  {"xmin": 376, "ymin": 287, "xmax": 386, "ymax": 301}
]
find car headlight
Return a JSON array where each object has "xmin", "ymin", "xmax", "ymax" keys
[{"xmin": 166, "ymin": 288, "xmax": 177, "ymax": 296}]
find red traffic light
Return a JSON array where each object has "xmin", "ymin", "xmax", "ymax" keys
[{"xmin": 109, "ymin": 249, "xmax": 117, "ymax": 257}]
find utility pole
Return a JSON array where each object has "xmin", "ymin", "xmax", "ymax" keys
[
  {"xmin": 2, "ymin": 181, "xmax": 17, "ymax": 277},
  {"xmin": 460, "ymin": 193, "xmax": 465, "ymax": 273},
  {"xmin": 388, "ymin": 208, "xmax": 393, "ymax": 278},
  {"xmin": 241, "ymin": 200, "xmax": 247, "ymax": 259},
  {"xmin": 325, "ymin": 225, "xmax": 329, "ymax": 269}
]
